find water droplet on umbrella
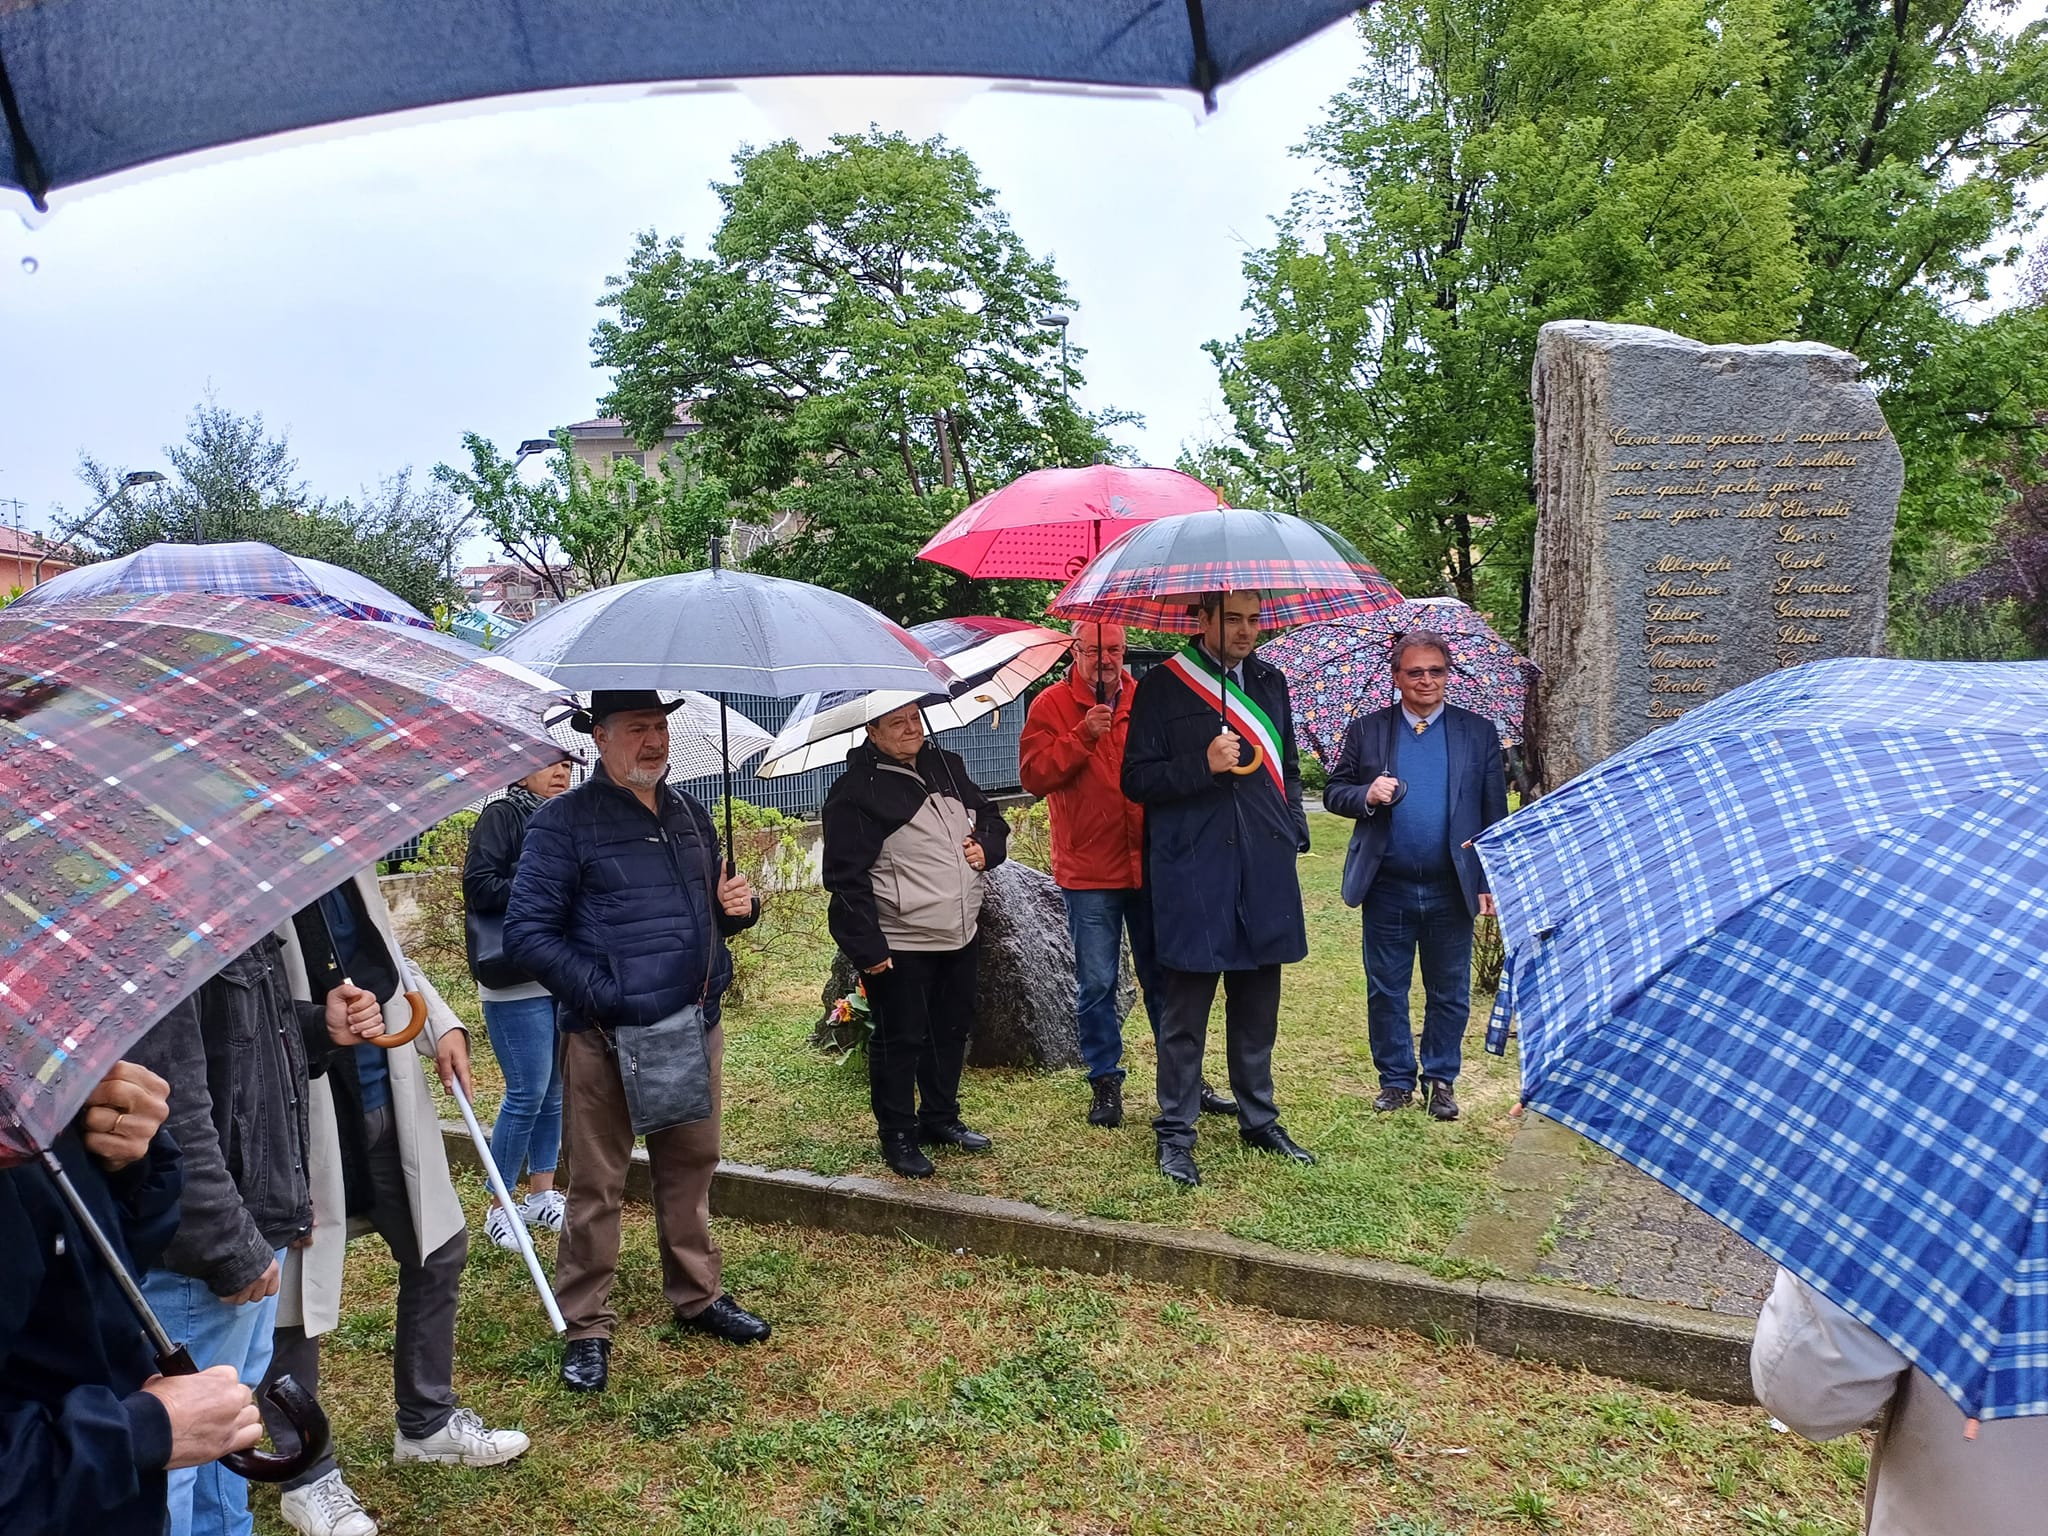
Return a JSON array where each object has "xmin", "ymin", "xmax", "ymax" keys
[{"xmin": 19, "ymin": 257, "xmax": 36, "ymax": 275}]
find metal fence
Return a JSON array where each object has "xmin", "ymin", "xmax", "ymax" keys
[{"xmin": 383, "ymin": 687, "xmax": 1037, "ymax": 865}]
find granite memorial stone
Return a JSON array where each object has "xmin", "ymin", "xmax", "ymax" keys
[
  {"xmin": 1529, "ymin": 321, "xmax": 1902, "ymax": 784},
  {"xmin": 815, "ymin": 859, "xmax": 1122, "ymax": 1071}
]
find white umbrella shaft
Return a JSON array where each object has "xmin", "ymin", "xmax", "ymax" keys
[{"xmin": 449, "ymin": 1080, "xmax": 565, "ymax": 1334}]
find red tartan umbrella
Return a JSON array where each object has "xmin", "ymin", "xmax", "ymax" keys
[
  {"xmin": 0, "ymin": 591, "xmax": 566, "ymax": 1166},
  {"xmin": 1049, "ymin": 509, "xmax": 1403, "ymax": 778},
  {"xmin": 916, "ymin": 465, "xmax": 1225, "ymax": 581}
]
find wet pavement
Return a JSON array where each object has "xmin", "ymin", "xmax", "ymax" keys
[
  {"xmin": 1533, "ymin": 1149, "xmax": 1777, "ymax": 1317},
  {"xmin": 1450, "ymin": 1111, "xmax": 1777, "ymax": 1319}
]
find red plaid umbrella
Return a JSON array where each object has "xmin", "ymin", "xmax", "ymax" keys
[
  {"xmin": 916, "ymin": 465, "xmax": 1225, "ymax": 581},
  {"xmin": 1048, "ymin": 508, "xmax": 1402, "ymax": 632},
  {"xmin": 1049, "ymin": 509, "xmax": 1402, "ymax": 780},
  {"xmin": 0, "ymin": 591, "xmax": 565, "ymax": 1166}
]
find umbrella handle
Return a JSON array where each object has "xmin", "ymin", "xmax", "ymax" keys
[
  {"xmin": 366, "ymin": 990, "xmax": 428, "ymax": 1049},
  {"xmin": 154, "ymin": 1342, "xmax": 332, "ymax": 1483},
  {"xmin": 1227, "ymin": 743, "xmax": 1265, "ymax": 777}
]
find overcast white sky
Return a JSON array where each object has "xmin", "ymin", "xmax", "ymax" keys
[{"xmin": 0, "ymin": 22, "xmax": 1367, "ymax": 542}]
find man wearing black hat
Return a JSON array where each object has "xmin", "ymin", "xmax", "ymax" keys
[{"xmin": 505, "ymin": 690, "xmax": 766, "ymax": 1395}]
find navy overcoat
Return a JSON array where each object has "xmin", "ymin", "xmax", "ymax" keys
[{"xmin": 1120, "ymin": 649, "xmax": 1311, "ymax": 973}]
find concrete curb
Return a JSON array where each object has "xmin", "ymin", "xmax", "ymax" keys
[{"xmin": 441, "ymin": 1123, "xmax": 1754, "ymax": 1404}]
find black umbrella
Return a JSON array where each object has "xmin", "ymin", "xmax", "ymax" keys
[
  {"xmin": 0, "ymin": 1, "xmax": 1363, "ymax": 207},
  {"xmin": 498, "ymin": 542, "xmax": 957, "ymax": 869}
]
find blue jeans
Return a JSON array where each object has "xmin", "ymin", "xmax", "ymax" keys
[
  {"xmin": 1063, "ymin": 887, "xmax": 1163, "ymax": 1083},
  {"xmin": 141, "ymin": 1251, "xmax": 287, "ymax": 1536},
  {"xmin": 483, "ymin": 995, "xmax": 563, "ymax": 1185},
  {"xmin": 1362, "ymin": 875, "xmax": 1475, "ymax": 1091}
]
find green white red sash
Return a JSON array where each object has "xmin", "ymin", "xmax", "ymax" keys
[{"xmin": 1164, "ymin": 643, "xmax": 1286, "ymax": 796}]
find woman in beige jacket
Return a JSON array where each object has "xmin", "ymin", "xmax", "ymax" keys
[
  {"xmin": 258, "ymin": 868, "xmax": 530, "ymax": 1536},
  {"xmin": 1752, "ymin": 1265, "xmax": 2048, "ymax": 1535}
]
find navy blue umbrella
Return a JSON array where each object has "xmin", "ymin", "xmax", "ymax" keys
[{"xmin": 0, "ymin": 1, "xmax": 1361, "ymax": 206}]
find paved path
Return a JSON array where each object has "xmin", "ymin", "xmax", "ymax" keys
[
  {"xmin": 1450, "ymin": 1112, "xmax": 1776, "ymax": 1319},
  {"xmin": 1535, "ymin": 1152, "xmax": 1777, "ymax": 1317}
]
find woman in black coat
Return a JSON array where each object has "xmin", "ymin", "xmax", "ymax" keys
[{"xmin": 462, "ymin": 753, "xmax": 574, "ymax": 1250}]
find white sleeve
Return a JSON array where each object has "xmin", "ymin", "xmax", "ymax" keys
[{"xmin": 1751, "ymin": 1266, "xmax": 1908, "ymax": 1440}]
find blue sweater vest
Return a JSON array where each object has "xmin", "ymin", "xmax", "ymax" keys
[{"xmin": 1385, "ymin": 715, "xmax": 1455, "ymax": 882}]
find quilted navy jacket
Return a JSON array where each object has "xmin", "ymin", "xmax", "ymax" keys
[{"xmin": 504, "ymin": 765, "xmax": 757, "ymax": 1030}]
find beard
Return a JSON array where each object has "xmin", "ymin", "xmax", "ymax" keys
[{"xmin": 619, "ymin": 761, "xmax": 665, "ymax": 789}]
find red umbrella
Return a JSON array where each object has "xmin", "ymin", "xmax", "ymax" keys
[{"xmin": 916, "ymin": 465, "xmax": 1225, "ymax": 581}]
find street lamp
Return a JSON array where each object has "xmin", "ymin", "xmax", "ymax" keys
[
  {"xmin": 1041, "ymin": 312, "xmax": 1071, "ymax": 469},
  {"xmin": 1041, "ymin": 312, "xmax": 1071, "ymax": 410},
  {"xmin": 34, "ymin": 470, "xmax": 166, "ymax": 586}
]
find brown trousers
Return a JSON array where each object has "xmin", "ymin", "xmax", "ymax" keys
[{"xmin": 554, "ymin": 1023, "xmax": 723, "ymax": 1340}]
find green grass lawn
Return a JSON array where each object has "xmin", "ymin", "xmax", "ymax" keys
[
  {"xmin": 428, "ymin": 812, "xmax": 1521, "ymax": 1272},
  {"xmin": 254, "ymin": 1179, "xmax": 1864, "ymax": 1536}
]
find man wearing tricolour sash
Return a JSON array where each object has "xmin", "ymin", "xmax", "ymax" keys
[{"xmin": 1120, "ymin": 590, "xmax": 1318, "ymax": 1187}]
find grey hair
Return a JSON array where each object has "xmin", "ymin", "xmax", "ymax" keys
[{"xmin": 1389, "ymin": 629, "xmax": 1452, "ymax": 672}]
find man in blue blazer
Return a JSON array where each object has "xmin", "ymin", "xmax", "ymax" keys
[{"xmin": 1324, "ymin": 631, "xmax": 1509, "ymax": 1121}]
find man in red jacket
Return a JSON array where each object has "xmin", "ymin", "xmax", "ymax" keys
[{"xmin": 1020, "ymin": 623, "xmax": 1236, "ymax": 1129}]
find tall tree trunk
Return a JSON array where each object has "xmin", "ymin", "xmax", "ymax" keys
[{"xmin": 935, "ymin": 413, "xmax": 956, "ymax": 489}]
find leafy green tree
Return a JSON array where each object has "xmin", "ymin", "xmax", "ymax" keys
[
  {"xmin": 434, "ymin": 429, "xmax": 724, "ymax": 598},
  {"xmin": 1768, "ymin": 0, "xmax": 2048, "ymax": 573},
  {"xmin": 1204, "ymin": 0, "xmax": 1807, "ymax": 636},
  {"xmin": 72, "ymin": 401, "xmax": 466, "ymax": 613},
  {"xmin": 593, "ymin": 130, "xmax": 1135, "ymax": 623}
]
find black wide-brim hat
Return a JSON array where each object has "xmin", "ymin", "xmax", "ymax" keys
[{"xmin": 570, "ymin": 689, "xmax": 686, "ymax": 735}]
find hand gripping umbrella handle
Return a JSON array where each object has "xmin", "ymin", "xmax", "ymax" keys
[
  {"xmin": 33, "ymin": 1143, "xmax": 328, "ymax": 1480},
  {"xmin": 1227, "ymin": 742, "xmax": 1265, "ymax": 777},
  {"xmin": 366, "ymin": 989, "xmax": 428, "ymax": 1050},
  {"xmin": 155, "ymin": 1342, "xmax": 331, "ymax": 1482}
]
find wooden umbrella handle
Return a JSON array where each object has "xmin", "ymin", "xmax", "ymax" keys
[
  {"xmin": 1228, "ymin": 742, "xmax": 1265, "ymax": 777},
  {"xmin": 367, "ymin": 990, "xmax": 429, "ymax": 1049}
]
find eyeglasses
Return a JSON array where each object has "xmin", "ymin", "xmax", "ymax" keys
[{"xmin": 1399, "ymin": 666, "xmax": 1449, "ymax": 680}]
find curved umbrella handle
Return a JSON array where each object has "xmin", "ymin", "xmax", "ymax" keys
[
  {"xmin": 367, "ymin": 990, "xmax": 428, "ymax": 1050},
  {"xmin": 222, "ymin": 1374, "xmax": 331, "ymax": 1482},
  {"xmin": 154, "ymin": 1343, "xmax": 330, "ymax": 1483},
  {"xmin": 1228, "ymin": 742, "xmax": 1265, "ymax": 777}
]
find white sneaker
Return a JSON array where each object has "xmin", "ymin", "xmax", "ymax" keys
[
  {"xmin": 483, "ymin": 1203, "xmax": 521, "ymax": 1251},
  {"xmin": 521, "ymin": 1189, "xmax": 566, "ymax": 1232},
  {"xmin": 279, "ymin": 1470, "xmax": 378, "ymax": 1536},
  {"xmin": 392, "ymin": 1406, "xmax": 531, "ymax": 1467}
]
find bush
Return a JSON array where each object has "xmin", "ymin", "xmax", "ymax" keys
[
  {"xmin": 1003, "ymin": 800, "xmax": 1051, "ymax": 874},
  {"xmin": 402, "ymin": 810, "xmax": 475, "ymax": 973},
  {"xmin": 1299, "ymin": 752, "xmax": 1329, "ymax": 794},
  {"xmin": 710, "ymin": 798, "xmax": 818, "ymax": 1006}
]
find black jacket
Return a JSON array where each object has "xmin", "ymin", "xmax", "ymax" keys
[
  {"xmin": 125, "ymin": 934, "xmax": 323, "ymax": 1295},
  {"xmin": 822, "ymin": 742, "xmax": 1009, "ymax": 971},
  {"xmin": 1323, "ymin": 702, "xmax": 1509, "ymax": 918},
  {"xmin": 1121, "ymin": 649, "xmax": 1310, "ymax": 973},
  {"xmin": 462, "ymin": 794, "xmax": 542, "ymax": 987},
  {"xmin": 506, "ymin": 766, "xmax": 759, "ymax": 1030},
  {"xmin": 0, "ymin": 1126, "xmax": 182, "ymax": 1536}
]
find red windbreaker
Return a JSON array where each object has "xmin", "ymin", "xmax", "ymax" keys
[{"xmin": 1017, "ymin": 669, "xmax": 1144, "ymax": 890}]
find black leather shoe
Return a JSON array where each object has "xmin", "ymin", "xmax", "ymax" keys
[
  {"xmin": 1240, "ymin": 1123, "xmax": 1317, "ymax": 1166},
  {"xmin": 880, "ymin": 1132, "xmax": 935, "ymax": 1178},
  {"xmin": 1373, "ymin": 1086, "xmax": 1415, "ymax": 1113},
  {"xmin": 560, "ymin": 1336, "xmax": 610, "ymax": 1392},
  {"xmin": 678, "ymin": 1293, "xmax": 772, "ymax": 1345},
  {"xmin": 1087, "ymin": 1075, "xmax": 1124, "ymax": 1129},
  {"xmin": 1424, "ymin": 1079, "xmax": 1461, "ymax": 1122},
  {"xmin": 1198, "ymin": 1082, "xmax": 1239, "ymax": 1117},
  {"xmin": 1158, "ymin": 1143, "xmax": 1202, "ymax": 1187},
  {"xmin": 919, "ymin": 1121, "xmax": 993, "ymax": 1152}
]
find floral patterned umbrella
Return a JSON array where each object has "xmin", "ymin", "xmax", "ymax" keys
[
  {"xmin": 0, "ymin": 590, "xmax": 565, "ymax": 1166},
  {"xmin": 1259, "ymin": 597, "xmax": 1533, "ymax": 763}
]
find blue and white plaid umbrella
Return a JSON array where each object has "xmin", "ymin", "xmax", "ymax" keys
[
  {"xmin": 13, "ymin": 540, "xmax": 435, "ymax": 628},
  {"xmin": 1477, "ymin": 657, "xmax": 2048, "ymax": 1421}
]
